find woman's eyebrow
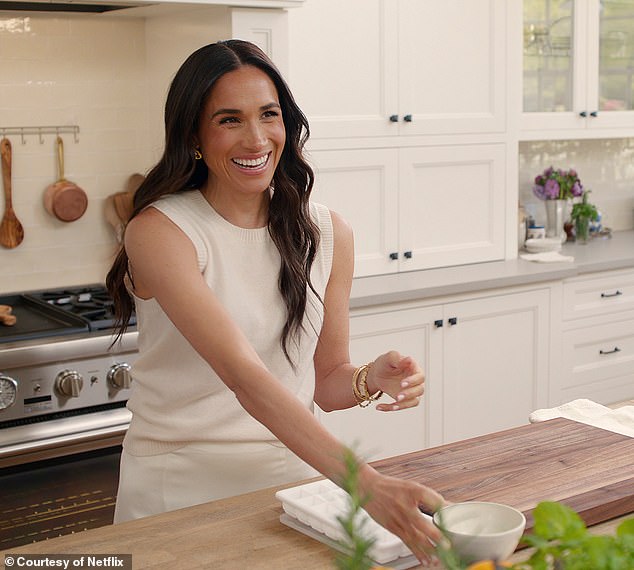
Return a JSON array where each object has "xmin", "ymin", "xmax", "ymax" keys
[{"xmin": 210, "ymin": 102, "xmax": 280, "ymax": 119}]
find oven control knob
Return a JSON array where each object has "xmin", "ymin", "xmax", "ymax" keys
[
  {"xmin": 0, "ymin": 374, "xmax": 18, "ymax": 411},
  {"xmin": 107, "ymin": 363, "xmax": 132, "ymax": 390},
  {"xmin": 55, "ymin": 370, "xmax": 84, "ymax": 398}
]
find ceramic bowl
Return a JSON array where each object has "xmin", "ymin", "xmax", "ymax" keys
[{"xmin": 433, "ymin": 501, "xmax": 526, "ymax": 563}]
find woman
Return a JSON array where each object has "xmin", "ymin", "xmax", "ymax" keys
[{"xmin": 107, "ymin": 40, "xmax": 444, "ymax": 563}]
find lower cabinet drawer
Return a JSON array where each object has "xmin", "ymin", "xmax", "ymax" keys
[
  {"xmin": 561, "ymin": 316, "xmax": 634, "ymax": 403},
  {"xmin": 563, "ymin": 269, "xmax": 634, "ymax": 321}
]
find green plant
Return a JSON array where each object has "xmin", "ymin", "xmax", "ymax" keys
[
  {"xmin": 516, "ymin": 502, "xmax": 634, "ymax": 570},
  {"xmin": 570, "ymin": 190, "xmax": 598, "ymax": 223},
  {"xmin": 335, "ymin": 448, "xmax": 376, "ymax": 570}
]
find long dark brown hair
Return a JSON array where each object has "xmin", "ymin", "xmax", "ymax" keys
[{"xmin": 106, "ymin": 40, "xmax": 320, "ymax": 363}]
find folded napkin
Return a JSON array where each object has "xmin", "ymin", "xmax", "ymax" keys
[
  {"xmin": 530, "ymin": 398, "xmax": 634, "ymax": 438},
  {"xmin": 520, "ymin": 251, "xmax": 575, "ymax": 263}
]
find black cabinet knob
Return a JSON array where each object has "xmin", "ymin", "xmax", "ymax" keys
[
  {"xmin": 403, "ymin": 114, "xmax": 412, "ymax": 122},
  {"xmin": 389, "ymin": 252, "xmax": 399, "ymax": 260},
  {"xmin": 434, "ymin": 319, "xmax": 443, "ymax": 328},
  {"xmin": 389, "ymin": 115, "xmax": 399, "ymax": 122},
  {"xmin": 448, "ymin": 317, "xmax": 458, "ymax": 326},
  {"xmin": 579, "ymin": 111, "xmax": 587, "ymax": 117},
  {"xmin": 404, "ymin": 251, "xmax": 412, "ymax": 259},
  {"xmin": 590, "ymin": 111, "xmax": 598, "ymax": 117}
]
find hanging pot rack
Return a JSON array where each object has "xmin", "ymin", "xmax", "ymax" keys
[{"xmin": 0, "ymin": 125, "xmax": 80, "ymax": 144}]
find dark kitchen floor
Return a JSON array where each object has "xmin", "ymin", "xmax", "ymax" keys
[{"xmin": 0, "ymin": 447, "xmax": 121, "ymax": 550}]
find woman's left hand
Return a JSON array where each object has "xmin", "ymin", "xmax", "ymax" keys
[{"xmin": 368, "ymin": 351, "xmax": 425, "ymax": 412}]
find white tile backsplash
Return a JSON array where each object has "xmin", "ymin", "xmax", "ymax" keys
[
  {"xmin": 0, "ymin": 14, "xmax": 152, "ymax": 294},
  {"xmin": 519, "ymin": 139, "xmax": 634, "ymax": 232}
]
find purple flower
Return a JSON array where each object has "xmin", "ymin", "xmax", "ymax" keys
[
  {"xmin": 571, "ymin": 181, "xmax": 583, "ymax": 197},
  {"xmin": 544, "ymin": 178, "xmax": 560, "ymax": 199},
  {"xmin": 533, "ymin": 185, "xmax": 546, "ymax": 199}
]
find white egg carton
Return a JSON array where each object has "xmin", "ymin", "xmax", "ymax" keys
[{"xmin": 276, "ymin": 479, "xmax": 423, "ymax": 568}]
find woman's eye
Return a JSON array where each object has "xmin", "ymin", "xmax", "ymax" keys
[
  {"xmin": 262, "ymin": 110, "xmax": 280, "ymax": 119},
  {"xmin": 219, "ymin": 116, "xmax": 239, "ymax": 125}
]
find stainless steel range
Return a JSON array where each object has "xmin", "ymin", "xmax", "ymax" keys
[
  {"xmin": 0, "ymin": 284, "xmax": 138, "ymax": 548},
  {"xmin": 0, "ymin": 284, "xmax": 138, "ymax": 467}
]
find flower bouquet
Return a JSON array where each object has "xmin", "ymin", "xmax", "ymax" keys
[
  {"xmin": 533, "ymin": 167, "xmax": 584, "ymax": 201},
  {"xmin": 532, "ymin": 167, "xmax": 584, "ymax": 241}
]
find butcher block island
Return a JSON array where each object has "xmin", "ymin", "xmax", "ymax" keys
[{"xmin": 2, "ymin": 419, "xmax": 632, "ymax": 569}]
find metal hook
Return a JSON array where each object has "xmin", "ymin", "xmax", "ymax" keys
[
  {"xmin": 73, "ymin": 126, "xmax": 80, "ymax": 143},
  {"xmin": 20, "ymin": 128, "xmax": 26, "ymax": 145},
  {"xmin": 38, "ymin": 128, "xmax": 45, "ymax": 145}
]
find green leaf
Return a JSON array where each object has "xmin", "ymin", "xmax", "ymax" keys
[
  {"xmin": 532, "ymin": 501, "xmax": 587, "ymax": 540},
  {"xmin": 617, "ymin": 517, "xmax": 634, "ymax": 537}
]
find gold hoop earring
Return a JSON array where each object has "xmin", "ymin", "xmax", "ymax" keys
[{"xmin": 194, "ymin": 148, "xmax": 202, "ymax": 160}]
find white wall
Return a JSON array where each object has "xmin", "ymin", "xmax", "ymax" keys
[
  {"xmin": 519, "ymin": 139, "xmax": 634, "ymax": 231},
  {"xmin": 0, "ymin": 7, "xmax": 240, "ymax": 295},
  {"xmin": 0, "ymin": 14, "xmax": 151, "ymax": 294}
]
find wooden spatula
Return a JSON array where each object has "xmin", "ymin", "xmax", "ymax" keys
[{"xmin": 0, "ymin": 138, "xmax": 24, "ymax": 249}]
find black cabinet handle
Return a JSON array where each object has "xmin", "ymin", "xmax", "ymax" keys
[
  {"xmin": 601, "ymin": 290, "xmax": 622, "ymax": 298},
  {"xmin": 590, "ymin": 111, "xmax": 598, "ymax": 117},
  {"xmin": 599, "ymin": 347, "xmax": 621, "ymax": 355},
  {"xmin": 448, "ymin": 317, "xmax": 458, "ymax": 326},
  {"xmin": 579, "ymin": 111, "xmax": 588, "ymax": 117},
  {"xmin": 434, "ymin": 319, "xmax": 443, "ymax": 328},
  {"xmin": 404, "ymin": 251, "xmax": 412, "ymax": 259},
  {"xmin": 389, "ymin": 114, "xmax": 399, "ymax": 122},
  {"xmin": 403, "ymin": 114, "xmax": 412, "ymax": 122},
  {"xmin": 389, "ymin": 252, "xmax": 399, "ymax": 260}
]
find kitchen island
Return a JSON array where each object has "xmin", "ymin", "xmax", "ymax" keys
[{"xmin": 2, "ymin": 418, "xmax": 632, "ymax": 569}]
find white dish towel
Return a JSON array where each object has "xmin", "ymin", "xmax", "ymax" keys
[
  {"xmin": 520, "ymin": 251, "xmax": 575, "ymax": 263},
  {"xmin": 529, "ymin": 398, "xmax": 634, "ymax": 438}
]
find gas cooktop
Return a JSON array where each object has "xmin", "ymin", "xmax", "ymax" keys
[{"xmin": 0, "ymin": 284, "xmax": 136, "ymax": 344}]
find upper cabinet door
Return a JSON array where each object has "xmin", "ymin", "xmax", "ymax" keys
[
  {"xmin": 397, "ymin": 0, "xmax": 507, "ymax": 136},
  {"xmin": 288, "ymin": 0, "xmax": 398, "ymax": 139},
  {"xmin": 288, "ymin": 0, "xmax": 506, "ymax": 139},
  {"xmin": 521, "ymin": 0, "xmax": 634, "ymax": 138}
]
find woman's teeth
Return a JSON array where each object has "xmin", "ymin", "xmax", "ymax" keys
[{"xmin": 232, "ymin": 154, "xmax": 268, "ymax": 168}]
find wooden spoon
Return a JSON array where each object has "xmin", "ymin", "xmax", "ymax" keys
[{"xmin": 0, "ymin": 138, "xmax": 24, "ymax": 249}]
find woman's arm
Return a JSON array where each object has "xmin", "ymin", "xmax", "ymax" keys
[
  {"xmin": 124, "ymin": 206, "xmax": 444, "ymax": 563},
  {"xmin": 313, "ymin": 210, "xmax": 426, "ymax": 413}
]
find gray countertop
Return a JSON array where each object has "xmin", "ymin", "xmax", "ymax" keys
[{"xmin": 350, "ymin": 230, "xmax": 634, "ymax": 309}]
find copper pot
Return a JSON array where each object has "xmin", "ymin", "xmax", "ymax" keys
[{"xmin": 43, "ymin": 136, "xmax": 88, "ymax": 222}]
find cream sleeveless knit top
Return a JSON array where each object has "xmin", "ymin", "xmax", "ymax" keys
[{"xmin": 123, "ymin": 190, "xmax": 334, "ymax": 456}]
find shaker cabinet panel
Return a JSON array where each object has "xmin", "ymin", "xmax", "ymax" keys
[
  {"xmin": 439, "ymin": 288, "xmax": 551, "ymax": 445},
  {"xmin": 309, "ymin": 144, "xmax": 507, "ymax": 277},
  {"xmin": 289, "ymin": 0, "xmax": 506, "ymax": 139},
  {"xmin": 309, "ymin": 148, "xmax": 400, "ymax": 277},
  {"xmin": 398, "ymin": 144, "xmax": 506, "ymax": 271},
  {"xmin": 560, "ymin": 313, "xmax": 634, "ymax": 404}
]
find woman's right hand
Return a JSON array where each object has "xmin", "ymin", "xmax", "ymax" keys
[{"xmin": 359, "ymin": 465, "xmax": 446, "ymax": 565}]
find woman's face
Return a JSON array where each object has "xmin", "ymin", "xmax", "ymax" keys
[{"xmin": 197, "ymin": 65, "xmax": 286, "ymax": 198}]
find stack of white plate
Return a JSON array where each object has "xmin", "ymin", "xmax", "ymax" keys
[{"xmin": 524, "ymin": 237, "xmax": 562, "ymax": 254}]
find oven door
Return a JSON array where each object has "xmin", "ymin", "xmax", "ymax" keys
[{"xmin": 0, "ymin": 445, "xmax": 122, "ymax": 549}]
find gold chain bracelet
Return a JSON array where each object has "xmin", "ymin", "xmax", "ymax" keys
[{"xmin": 352, "ymin": 362, "xmax": 383, "ymax": 408}]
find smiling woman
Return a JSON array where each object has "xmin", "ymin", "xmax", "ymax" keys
[{"xmin": 105, "ymin": 39, "xmax": 444, "ymax": 565}]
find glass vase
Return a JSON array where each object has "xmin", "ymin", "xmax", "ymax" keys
[
  {"xmin": 544, "ymin": 199, "xmax": 567, "ymax": 243},
  {"xmin": 575, "ymin": 216, "xmax": 590, "ymax": 244}
]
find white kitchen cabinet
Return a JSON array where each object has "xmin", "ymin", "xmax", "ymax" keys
[
  {"xmin": 309, "ymin": 144, "xmax": 506, "ymax": 277},
  {"xmin": 316, "ymin": 285, "xmax": 551, "ymax": 458},
  {"xmin": 521, "ymin": 0, "xmax": 634, "ymax": 138},
  {"xmin": 553, "ymin": 268, "xmax": 634, "ymax": 405},
  {"xmin": 439, "ymin": 287, "xmax": 551, "ymax": 445},
  {"xmin": 288, "ymin": 0, "xmax": 507, "ymax": 139}
]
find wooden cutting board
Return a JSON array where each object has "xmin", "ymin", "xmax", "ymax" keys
[{"xmin": 372, "ymin": 418, "xmax": 634, "ymax": 532}]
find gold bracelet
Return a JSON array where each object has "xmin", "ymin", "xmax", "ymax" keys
[{"xmin": 352, "ymin": 362, "xmax": 383, "ymax": 408}]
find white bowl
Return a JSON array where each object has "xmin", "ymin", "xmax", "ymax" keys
[
  {"xmin": 524, "ymin": 237, "xmax": 562, "ymax": 253},
  {"xmin": 433, "ymin": 501, "xmax": 526, "ymax": 563}
]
